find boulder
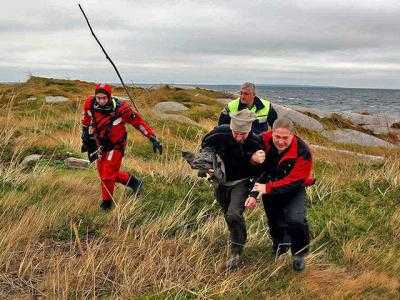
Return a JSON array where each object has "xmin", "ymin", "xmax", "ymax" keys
[
  {"xmin": 153, "ymin": 101, "xmax": 188, "ymax": 113},
  {"xmin": 21, "ymin": 154, "xmax": 42, "ymax": 167},
  {"xmin": 45, "ymin": 96, "xmax": 69, "ymax": 104},
  {"xmin": 153, "ymin": 101, "xmax": 198, "ymax": 126},
  {"xmin": 64, "ymin": 157, "xmax": 90, "ymax": 169},
  {"xmin": 288, "ymin": 105, "xmax": 333, "ymax": 119},
  {"xmin": 321, "ymin": 129, "xmax": 396, "ymax": 148},
  {"xmin": 273, "ymin": 104, "xmax": 325, "ymax": 132},
  {"xmin": 336, "ymin": 112, "xmax": 400, "ymax": 134},
  {"xmin": 362, "ymin": 125, "xmax": 391, "ymax": 135}
]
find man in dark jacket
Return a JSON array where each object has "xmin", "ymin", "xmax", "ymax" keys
[
  {"xmin": 201, "ymin": 109, "xmax": 265, "ymax": 270},
  {"xmin": 218, "ymin": 82, "xmax": 278, "ymax": 134},
  {"xmin": 247, "ymin": 117, "xmax": 314, "ymax": 272}
]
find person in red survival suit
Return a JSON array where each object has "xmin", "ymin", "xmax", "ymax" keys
[{"xmin": 81, "ymin": 83, "xmax": 162, "ymax": 211}]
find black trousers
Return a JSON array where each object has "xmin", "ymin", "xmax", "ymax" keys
[
  {"xmin": 262, "ymin": 188, "xmax": 310, "ymax": 256},
  {"xmin": 215, "ymin": 180, "xmax": 249, "ymax": 255}
]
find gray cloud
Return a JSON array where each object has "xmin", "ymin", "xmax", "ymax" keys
[{"xmin": 1, "ymin": 0, "xmax": 400, "ymax": 88}]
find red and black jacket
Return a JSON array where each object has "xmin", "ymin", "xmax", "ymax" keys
[
  {"xmin": 254, "ymin": 131, "xmax": 315, "ymax": 196},
  {"xmin": 81, "ymin": 96, "xmax": 155, "ymax": 153}
]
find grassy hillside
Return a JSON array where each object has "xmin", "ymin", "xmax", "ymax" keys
[{"xmin": 0, "ymin": 77, "xmax": 400, "ymax": 298}]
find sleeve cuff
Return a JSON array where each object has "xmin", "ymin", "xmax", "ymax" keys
[
  {"xmin": 249, "ymin": 191, "xmax": 259, "ymax": 198},
  {"xmin": 265, "ymin": 182, "xmax": 273, "ymax": 194}
]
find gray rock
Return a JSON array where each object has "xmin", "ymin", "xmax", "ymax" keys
[
  {"xmin": 322, "ymin": 129, "xmax": 396, "ymax": 148},
  {"xmin": 45, "ymin": 96, "xmax": 69, "ymax": 104},
  {"xmin": 362, "ymin": 125, "xmax": 391, "ymax": 135},
  {"xmin": 153, "ymin": 101, "xmax": 198, "ymax": 125},
  {"xmin": 336, "ymin": 112, "xmax": 400, "ymax": 135},
  {"xmin": 153, "ymin": 101, "xmax": 188, "ymax": 113},
  {"xmin": 288, "ymin": 105, "xmax": 333, "ymax": 119},
  {"xmin": 336, "ymin": 112, "xmax": 399, "ymax": 128},
  {"xmin": 154, "ymin": 112, "xmax": 199, "ymax": 126},
  {"xmin": 273, "ymin": 104, "xmax": 325, "ymax": 132},
  {"xmin": 64, "ymin": 157, "xmax": 90, "ymax": 169},
  {"xmin": 26, "ymin": 96, "xmax": 37, "ymax": 102},
  {"xmin": 21, "ymin": 154, "xmax": 43, "ymax": 167}
]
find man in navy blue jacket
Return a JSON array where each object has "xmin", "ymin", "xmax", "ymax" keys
[{"xmin": 201, "ymin": 109, "xmax": 265, "ymax": 270}]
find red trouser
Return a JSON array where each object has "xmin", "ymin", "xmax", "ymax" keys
[{"xmin": 96, "ymin": 149, "xmax": 130, "ymax": 201}]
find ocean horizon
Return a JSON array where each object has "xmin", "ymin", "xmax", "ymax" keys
[
  {"xmin": 2, "ymin": 80, "xmax": 399, "ymax": 118},
  {"xmin": 141, "ymin": 84, "xmax": 400, "ymax": 118}
]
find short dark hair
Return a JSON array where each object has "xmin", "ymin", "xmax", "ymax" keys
[{"xmin": 272, "ymin": 117, "xmax": 294, "ymax": 132}]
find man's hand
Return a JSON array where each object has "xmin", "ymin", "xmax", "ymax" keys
[
  {"xmin": 245, "ymin": 196, "xmax": 257, "ymax": 209},
  {"xmin": 204, "ymin": 169, "xmax": 215, "ymax": 179},
  {"xmin": 253, "ymin": 183, "xmax": 267, "ymax": 194},
  {"xmin": 250, "ymin": 150, "xmax": 266, "ymax": 164},
  {"xmin": 150, "ymin": 136, "xmax": 163, "ymax": 154}
]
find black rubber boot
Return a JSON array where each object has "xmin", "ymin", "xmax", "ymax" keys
[
  {"xmin": 126, "ymin": 176, "xmax": 144, "ymax": 196},
  {"xmin": 100, "ymin": 200, "xmax": 113, "ymax": 211},
  {"xmin": 292, "ymin": 255, "xmax": 305, "ymax": 272}
]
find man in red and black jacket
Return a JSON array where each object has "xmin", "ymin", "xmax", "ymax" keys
[
  {"xmin": 246, "ymin": 117, "xmax": 315, "ymax": 272},
  {"xmin": 81, "ymin": 83, "xmax": 162, "ymax": 211}
]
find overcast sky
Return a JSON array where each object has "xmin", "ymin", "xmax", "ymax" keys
[{"xmin": 1, "ymin": 0, "xmax": 400, "ymax": 88}]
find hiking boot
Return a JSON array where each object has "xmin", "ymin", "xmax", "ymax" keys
[
  {"xmin": 126, "ymin": 176, "xmax": 143, "ymax": 196},
  {"xmin": 292, "ymin": 255, "xmax": 305, "ymax": 272},
  {"xmin": 100, "ymin": 200, "xmax": 113, "ymax": 211},
  {"xmin": 225, "ymin": 254, "xmax": 241, "ymax": 271}
]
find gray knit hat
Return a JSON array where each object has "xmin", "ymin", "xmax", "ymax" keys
[{"xmin": 230, "ymin": 109, "xmax": 257, "ymax": 133}]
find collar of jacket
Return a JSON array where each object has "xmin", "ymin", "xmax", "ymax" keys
[
  {"xmin": 91, "ymin": 96, "xmax": 117, "ymax": 114},
  {"xmin": 262, "ymin": 131, "xmax": 298, "ymax": 164},
  {"xmin": 238, "ymin": 96, "xmax": 264, "ymax": 111}
]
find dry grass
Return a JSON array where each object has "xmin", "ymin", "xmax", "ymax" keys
[{"xmin": 0, "ymin": 77, "xmax": 399, "ymax": 298}]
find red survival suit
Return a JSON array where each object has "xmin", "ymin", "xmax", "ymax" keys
[{"xmin": 81, "ymin": 84, "xmax": 157, "ymax": 204}]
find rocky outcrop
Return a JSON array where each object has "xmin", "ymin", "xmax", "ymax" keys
[
  {"xmin": 321, "ymin": 129, "xmax": 396, "ymax": 148},
  {"xmin": 153, "ymin": 101, "xmax": 198, "ymax": 126},
  {"xmin": 64, "ymin": 157, "xmax": 90, "ymax": 169},
  {"xmin": 273, "ymin": 104, "xmax": 325, "ymax": 132},
  {"xmin": 21, "ymin": 154, "xmax": 42, "ymax": 167},
  {"xmin": 45, "ymin": 96, "xmax": 69, "ymax": 104},
  {"xmin": 362, "ymin": 125, "xmax": 392, "ymax": 135},
  {"xmin": 289, "ymin": 105, "xmax": 333, "ymax": 119},
  {"xmin": 153, "ymin": 101, "xmax": 188, "ymax": 113},
  {"xmin": 335, "ymin": 112, "xmax": 399, "ymax": 135}
]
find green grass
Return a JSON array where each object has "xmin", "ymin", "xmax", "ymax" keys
[{"xmin": 0, "ymin": 76, "xmax": 399, "ymax": 298}]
